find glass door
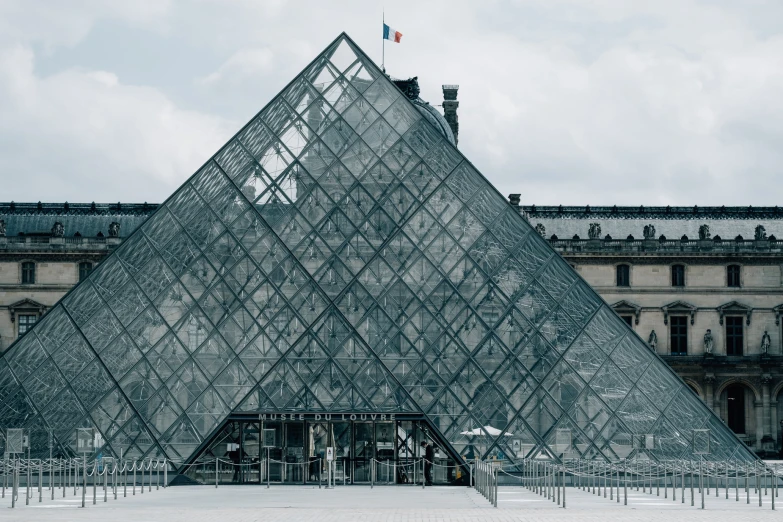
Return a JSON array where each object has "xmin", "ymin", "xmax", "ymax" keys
[
  {"xmin": 284, "ymin": 422, "xmax": 304, "ymax": 483},
  {"xmin": 263, "ymin": 421, "xmax": 283, "ymax": 482},
  {"xmin": 241, "ymin": 422, "xmax": 260, "ymax": 484},
  {"xmin": 353, "ymin": 422, "xmax": 373, "ymax": 482},
  {"xmin": 396, "ymin": 421, "xmax": 415, "ymax": 484},
  {"xmin": 307, "ymin": 422, "xmax": 328, "ymax": 483},
  {"xmin": 375, "ymin": 422, "xmax": 395, "ymax": 484},
  {"xmin": 331, "ymin": 422, "xmax": 351, "ymax": 484}
]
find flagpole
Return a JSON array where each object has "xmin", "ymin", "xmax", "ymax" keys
[{"xmin": 382, "ymin": 9, "xmax": 385, "ymax": 72}]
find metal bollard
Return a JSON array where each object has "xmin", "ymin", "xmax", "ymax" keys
[
  {"xmin": 623, "ymin": 461, "xmax": 627, "ymax": 506},
  {"xmin": 80, "ymin": 456, "xmax": 86, "ymax": 508},
  {"xmin": 215, "ymin": 458, "xmax": 218, "ymax": 489},
  {"xmin": 699, "ymin": 460, "xmax": 704, "ymax": 509},
  {"xmin": 493, "ymin": 467, "xmax": 498, "ymax": 508},
  {"xmin": 133, "ymin": 460, "xmax": 136, "ymax": 496},
  {"xmin": 371, "ymin": 459, "xmax": 374, "ymax": 489},
  {"xmin": 149, "ymin": 459, "xmax": 152, "ymax": 493},
  {"xmin": 92, "ymin": 464, "xmax": 97, "ymax": 505},
  {"xmin": 164, "ymin": 459, "xmax": 168, "ymax": 488}
]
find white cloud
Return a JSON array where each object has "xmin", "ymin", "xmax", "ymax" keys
[
  {"xmin": 199, "ymin": 48, "xmax": 275, "ymax": 85},
  {"xmin": 0, "ymin": 0, "xmax": 782, "ymax": 206},
  {"xmin": 0, "ymin": 44, "xmax": 236, "ymax": 202}
]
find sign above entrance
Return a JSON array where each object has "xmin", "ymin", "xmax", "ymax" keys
[{"xmin": 259, "ymin": 413, "xmax": 398, "ymax": 421}]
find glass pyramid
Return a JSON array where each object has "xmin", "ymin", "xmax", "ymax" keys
[{"xmin": 0, "ymin": 34, "xmax": 755, "ymax": 468}]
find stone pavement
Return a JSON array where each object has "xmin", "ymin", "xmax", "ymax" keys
[{"xmin": 0, "ymin": 484, "xmax": 780, "ymax": 521}]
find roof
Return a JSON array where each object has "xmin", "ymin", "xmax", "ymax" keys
[
  {"xmin": 0, "ymin": 202, "xmax": 158, "ymax": 238},
  {"xmin": 522, "ymin": 205, "xmax": 783, "ymax": 240}
]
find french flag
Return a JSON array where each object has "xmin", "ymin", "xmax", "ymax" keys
[{"xmin": 383, "ymin": 23, "xmax": 402, "ymax": 43}]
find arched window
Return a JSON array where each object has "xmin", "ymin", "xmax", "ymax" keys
[
  {"xmin": 616, "ymin": 264, "xmax": 630, "ymax": 287},
  {"xmin": 726, "ymin": 384, "xmax": 745, "ymax": 434}
]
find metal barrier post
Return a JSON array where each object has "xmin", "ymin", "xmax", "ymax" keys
[
  {"xmin": 38, "ymin": 460, "xmax": 42, "ymax": 503},
  {"xmin": 493, "ymin": 467, "xmax": 498, "ymax": 508},
  {"xmin": 699, "ymin": 459, "xmax": 704, "ymax": 509},
  {"xmin": 164, "ymin": 459, "xmax": 167, "ymax": 488},
  {"xmin": 157, "ymin": 461, "xmax": 160, "ymax": 490},
  {"xmin": 80, "ymin": 456, "xmax": 86, "ymax": 508},
  {"xmin": 215, "ymin": 458, "xmax": 218, "ymax": 489},
  {"xmin": 623, "ymin": 459, "xmax": 627, "ymax": 506},
  {"xmin": 124, "ymin": 462, "xmax": 127, "ymax": 498},
  {"xmin": 11, "ymin": 460, "xmax": 16, "ymax": 508},
  {"xmin": 370, "ymin": 459, "xmax": 374, "ymax": 489},
  {"xmin": 148, "ymin": 459, "xmax": 152, "ymax": 492},
  {"xmin": 92, "ymin": 463, "xmax": 97, "ymax": 505},
  {"xmin": 132, "ymin": 460, "xmax": 136, "ymax": 496}
]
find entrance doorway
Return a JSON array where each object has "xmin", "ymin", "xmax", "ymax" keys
[{"xmin": 186, "ymin": 417, "xmax": 461, "ymax": 485}]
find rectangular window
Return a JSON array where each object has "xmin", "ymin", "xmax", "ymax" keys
[
  {"xmin": 21, "ymin": 262, "xmax": 35, "ymax": 284},
  {"xmin": 621, "ymin": 315, "xmax": 633, "ymax": 327},
  {"xmin": 726, "ymin": 317, "xmax": 744, "ymax": 356},
  {"xmin": 727, "ymin": 265, "xmax": 741, "ymax": 288},
  {"xmin": 670, "ymin": 316, "xmax": 688, "ymax": 355},
  {"xmin": 17, "ymin": 314, "xmax": 37, "ymax": 337},
  {"xmin": 671, "ymin": 265, "xmax": 685, "ymax": 287},
  {"xmin": 79, "ymin": 262, "xmax": 93, "ymax": 282},
  {"xmin": 616, "ymin": 265, "xmax": 630, "ymax": 287}
]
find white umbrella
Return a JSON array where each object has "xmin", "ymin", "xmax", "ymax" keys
[{"xmin": 460, "ymin": 425, "xmax": 513, "ymax": 437}]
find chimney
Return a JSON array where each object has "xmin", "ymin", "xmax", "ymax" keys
[
  {"xmin": 442, "ymin": 85, "xmax": 459, "ymax": 146},
  {"xmin": 508, "ymin": 194, "xmax": 521, "ymax": 207}
]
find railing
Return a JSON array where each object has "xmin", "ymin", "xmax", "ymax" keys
[
  {"xmin": 472, "ymin": 458, "xmax": 781, "ymax": 511},
  {"xmin": 549, "ymin": 238, "xmax": 783, "ymax": 255},
  {"xmin": 0, "ymin": 457, "xmax": 167, "ymax": 509},
  {"xmin": 0, "ymin": 236, "xmax": 120, "ymax": 252}
]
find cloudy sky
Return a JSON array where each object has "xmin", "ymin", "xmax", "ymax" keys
[{"xmin": 1, "ymin": 0, "xmax": 782, "ymax": 206}]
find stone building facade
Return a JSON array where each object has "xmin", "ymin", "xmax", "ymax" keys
[
  {"xmin": 0, "ymin": 202, "xmax": 156, "ymax": 351},
  {"xmin": 4, "ymin": 199, "xmax": 783, "ymax": 457},
  {"xmin": 519, "ymin": 202, "xmax": 783, "ymax": 457}
]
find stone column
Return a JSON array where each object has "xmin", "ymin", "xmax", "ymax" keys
[
  {"xmin": 771, "ymin": 400, "xmax": 779, "ymax": 451},
  {"xmin": 755, "ymin": 400, "xmax": 764, "ymax": 449},
  {"xmin": 704, "ymin": 375, "xmax": 715, "ymax": 411},
  {"xmin": 762, "ymin": 376, "xmax": 772, "ymax": 438}
]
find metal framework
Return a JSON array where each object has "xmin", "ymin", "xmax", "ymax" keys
[{"xmin": 0, "ymin": 33, "xmax": 756, "ymax": 471}]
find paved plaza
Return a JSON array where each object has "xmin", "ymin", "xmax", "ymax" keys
[{"xmin": 0, "ymin": 483, "xmax": 779, "ymax": 521}]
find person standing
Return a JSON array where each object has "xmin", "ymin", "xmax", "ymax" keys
[{"xmin": 420, "ymin": 440, "xmax": 434, "ymax": 485}]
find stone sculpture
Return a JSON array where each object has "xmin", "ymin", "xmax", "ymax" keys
[
  {"xmin": 643, "ymin": 224, "xmax": 656, "ymax": 240},
  {"xmin": 648, "ymin": 330, "xmax": 658, "ymax": 351},
  {"xmin": 535, "ymin": 223, "xmax": 545, "ymax": 238},
  {"xmin": 108, "ymin": 222, "xmax": 121, "ymax": 238},
  {"xmin": 51, "ymin": 221, "xmax": 64, "ymax": 237},
  {"xmin": 698, "ymin": 224, "xmax": 711, "ymax": 240},
  {"xmin": 761, "ymin": 330, "xmax": 771, "ymax": 354},
  {"xmin": 588, "ymin": 223, "xmax": 601, "ymax": 240},
  {"xmin": 703, "ymin": 329, "xmax": 714, "ymax": 355},
  {"xmin": 755, "ymin": 224, "xmax": 767, "ymax": 240},
  {"xmin": 0, "ymin": 219, "xmax": 5, "ymax": 237}
]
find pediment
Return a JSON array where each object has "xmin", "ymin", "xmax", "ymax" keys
[
  {"xmin": 611, "ymin": 300, "xmax": 641, "ymax": 324},
  {"xmin": 717, "ymin": 301, "xmax": 752, "ymax": 325},
  {"xmin": 9, "ymin": 298, "xmax": 46, "ymax": 310},
  {"xmin": 8, "ymin": 298, "xmax": 47, "ymax": 322},
  {"xmin": 662, "ymin": 300, "xmax": 697, "ymax": 325}
]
